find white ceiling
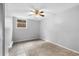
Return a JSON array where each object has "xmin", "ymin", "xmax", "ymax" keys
[{"xmin": 5, "ymin": 3, "xmax": 79, "ymax": 18}]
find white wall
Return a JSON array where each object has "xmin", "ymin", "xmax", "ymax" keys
[
  {"xmin": 0, "ymin": 4, "xmax": 4, "ymax": 56},
  {"xmin": 13, "ymin": 17, "xmax": 40, "ymax": 42},
  {"xmin": 5, "ymin": 17, "xmax": 13, "ymax": 47},
  {"xmin": 40, "ymin": 5, "xmax": 79, "ymax": 52},
  {"xmin": 5, "ymin": 17, "xmax": 13, "ymax": 55}
]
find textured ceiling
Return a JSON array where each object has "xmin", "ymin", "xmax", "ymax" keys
[{"xmin": 5, "ymin": 3, "xmax": 79, "ymax": 18}]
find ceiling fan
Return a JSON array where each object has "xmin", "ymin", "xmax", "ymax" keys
[
  {"xmin": 25, "ymin": 5, "xmax": 56, "ymax": 18},
  {"xmin": 29, "ymin": 9, "xmax": 45, "ymax": 17}
]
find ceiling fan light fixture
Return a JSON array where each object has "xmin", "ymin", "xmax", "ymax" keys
[{"xmin": 30, "ymin": 9, "xmax": 45, "ymax": 17}]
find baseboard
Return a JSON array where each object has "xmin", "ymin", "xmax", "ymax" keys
[
  {"xmin": 13, "ymin": 38, "xmax": 41, "ymax": 44},
  {"xmin": 44, "ymin": 39, "xmax": 79, "ymax": 54}
]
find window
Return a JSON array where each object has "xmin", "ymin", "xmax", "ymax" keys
[{"xmin": 16, "ymin": 19, "xmax": 27, "ymax": 29}]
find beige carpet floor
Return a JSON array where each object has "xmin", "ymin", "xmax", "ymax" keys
[{"xmin": 9, "ymin": 40, "xmax": 79, "ymax": 56}]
